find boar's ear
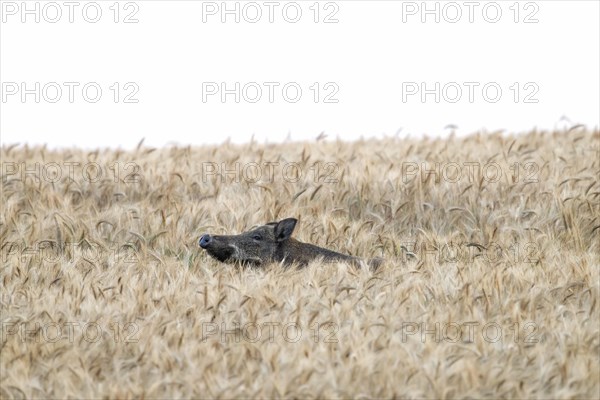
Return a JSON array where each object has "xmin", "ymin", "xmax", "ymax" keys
[{"xmin": 274, "ymin": 218, "xmax": 297, "ymax": 242}]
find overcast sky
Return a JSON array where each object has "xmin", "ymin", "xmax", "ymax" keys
[{"xmin": 1, "ymin": 0, "xmax": 599, "ymax": 149}]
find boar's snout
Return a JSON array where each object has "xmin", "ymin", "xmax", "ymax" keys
[{"xmin": 199, "ymin": 234, "xmax": 212, "ymax": 248}]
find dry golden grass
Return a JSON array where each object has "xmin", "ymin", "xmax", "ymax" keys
[{"xmin": 1, "ymin": 129, "xmax": 599, "ymax": 399}]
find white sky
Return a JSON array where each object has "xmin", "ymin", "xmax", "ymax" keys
[{"xmin": 1, "ymin": 0, "xmax": 599, "ymax": 149}]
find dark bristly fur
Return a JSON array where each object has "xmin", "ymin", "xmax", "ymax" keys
[{"xmin": 199, "ymin": 218, "xmax": 383, "ymax": 269}]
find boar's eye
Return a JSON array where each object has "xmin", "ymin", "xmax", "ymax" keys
[{"xmin": 252, "ymin": 234, "xmax": 262, "ymax": 241}]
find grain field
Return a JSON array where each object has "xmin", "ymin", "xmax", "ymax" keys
[{"xmin": 1, "ymin": 129, "xmax": 599, "ymax": 399}]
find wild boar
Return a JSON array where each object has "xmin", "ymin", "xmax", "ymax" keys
[{"xmin": 199, "ymin": 218, "xmax": 382, "ymax": 269}]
